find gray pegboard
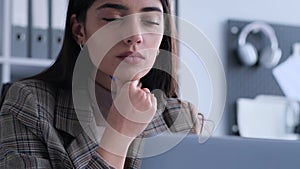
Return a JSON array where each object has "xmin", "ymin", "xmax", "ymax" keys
[{"xmin": 226, "ymin": 19, "xmax": 300, "ymax": 135}]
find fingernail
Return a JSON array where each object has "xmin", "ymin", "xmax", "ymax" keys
[
  {"xmin": 138, "ymin": 82, "xmax": 142, "ymax": 88},
  {"xmin": 132, "ymin": 80, "xmax": 139, "ymax": 86}
]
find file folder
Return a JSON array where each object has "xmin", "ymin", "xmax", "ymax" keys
[
  {"xmin": 0, "ymin": 0, "xmax": 3, "ymax": 56},
  {"xmin": 30, "ymin": 0, "xmax": 49, "ymax": 59},
  {"xmin": 50, "ymin": 0, "xmax": 68, "ymax": 59},
  {"xmin": 11, "ymin": 0, "xmax": 29, "ymax": 58}
]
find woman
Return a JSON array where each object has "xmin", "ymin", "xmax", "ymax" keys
[{"xmin": 0, "ymin": 0, "xmax": 202, "ymax": 168}]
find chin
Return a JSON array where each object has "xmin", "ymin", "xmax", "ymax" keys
[{"xmin": 114, "ymin": 68, "xmax": 151, "ymax": 83}]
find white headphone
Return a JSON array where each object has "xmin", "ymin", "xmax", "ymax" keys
[{"xmin": 237, "ymin": 21, "xmax": 282, "ymax": 68}]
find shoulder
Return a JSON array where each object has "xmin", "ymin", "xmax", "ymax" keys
[
  {"xmin": 1, "ymin": 79, "xmax": 58, "ymax": 130},
  {"xmin": 164, "ymin": 98, "xmax": 198, "ymax": 122},
  {"xmin": 165, "ymin": 98, "xmax": 196, "ymax": 112},
  {"xmin": 163, "ymin": 98, "xmax": 199, "ymax": 132},
  {"xmin": 8, "ymin": 79, "xmax": 56, "ymax": 96},
  {"xmin": 3, "ymin": 79, "xmax": 57, "ymax": 109}
]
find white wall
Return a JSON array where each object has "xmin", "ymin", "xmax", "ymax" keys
[{"xmin": 177, "ymin": 0, "xmax": 300, "ymax": 135}]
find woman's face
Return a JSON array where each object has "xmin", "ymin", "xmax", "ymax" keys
[{"xmin": 82, "ymin": 0, "xmax": 164, "ymax": 83}]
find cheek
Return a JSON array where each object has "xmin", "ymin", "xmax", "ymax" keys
[
  {"xmin": 145, "ymin": 34, "xmax": 163, "ymax": 61},
  {"xmin": 98, "ymin": 55, "xmax": 118, "ymax": 75},
  {"xmin": 86, "ymin": 26, "xmax": 121, "ymax": 71},
  {"xmin": 150, "ymin": 34, "xmax": 164, "ymax": 48}
]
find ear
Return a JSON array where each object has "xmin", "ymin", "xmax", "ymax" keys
[{"xmin": 71, "ymin": 14, "xmax": 86, "ymax": 45}]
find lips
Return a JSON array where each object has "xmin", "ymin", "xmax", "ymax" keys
[{"xmin": 117, "ymin": 51, "xmax": 145, "ymax": 64}]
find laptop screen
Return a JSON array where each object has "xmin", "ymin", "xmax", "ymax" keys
[{"xmin": 140, "ymin": 134, "xmax": 300, "ymax": 169}]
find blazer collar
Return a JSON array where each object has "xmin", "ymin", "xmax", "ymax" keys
[
  {"xmin": 53, "ymin": 86, "xmax": 169, "ymax": 138},
  {"xmin": 54, "ymin": 89, "xmax": 83, "ymax": 137}
]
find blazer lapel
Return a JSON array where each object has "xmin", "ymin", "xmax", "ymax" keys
[{"xmin": 54, "ymin": 89, "xmax": 83, "ymax": 138}]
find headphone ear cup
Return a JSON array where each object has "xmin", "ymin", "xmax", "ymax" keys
[
  {"xmin": 259, "ymin": 47, "xmax": 282, "ymax": 68},
  {"xmin": 238, "ymin": 43, "xmax": 258, "ymax": 66}
]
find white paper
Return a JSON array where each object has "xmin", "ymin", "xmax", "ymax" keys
[
  {"xmin": 12, "ymin": 0, "xmax": 28, "ymax": 27},
  {"xmin": 273, "ymin": 55, "xmax": 300, "ymax": 101}
]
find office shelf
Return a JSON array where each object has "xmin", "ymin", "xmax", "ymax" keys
[
  {"xmin": 0, "ymin": 57, "xmax": 54, "ymax": 67},
  {"xmin": 0, "ymin": 0, "xmax": 59, "ymax": 84}
]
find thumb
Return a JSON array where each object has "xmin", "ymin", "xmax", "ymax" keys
[
  {"xmin": 130, "ymin": 80, "xmax": 140, "ymax": 88},
  {"xmin": 113, "ymin": 77, "xmax": 125, "ymax": 93}
]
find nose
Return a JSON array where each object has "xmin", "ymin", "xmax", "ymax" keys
[{"xmin": 123, "ymin": 34, "xmax": 143, "ymax": 45}]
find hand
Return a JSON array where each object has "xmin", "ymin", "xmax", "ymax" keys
[
  {"xmin": 107, "ymin": 80, "xmax": 157, "ymax": 138},
  {"xmin": 98, "ymin": 79, "xmax": 156, "ymax": 160}
]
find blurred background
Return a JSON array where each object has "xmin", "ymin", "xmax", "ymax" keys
[
  {"xmin": 176, "ymin": 0, "xmax": 300, "ymax": 138},
  {"xmin": 1, "ymin": 0, "xmax": 300, "ymax": 139}
]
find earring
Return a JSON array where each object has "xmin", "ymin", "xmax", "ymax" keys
[
  {"xmin": 157, "ymin": 50, "xmax": 160, "ymax": 56},
  {"xmin": 79, "ymin": 43, "xmax": 83, "ymax": 50}
]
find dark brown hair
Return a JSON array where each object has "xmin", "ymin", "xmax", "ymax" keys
[{"xmin": 33, "ymin": 0, "xmax": 178, "ymax": 98}]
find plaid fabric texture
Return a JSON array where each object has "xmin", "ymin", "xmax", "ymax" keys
[{"xmin": 0, "ymin": 80, "xmax": 199, "ymax": 169}]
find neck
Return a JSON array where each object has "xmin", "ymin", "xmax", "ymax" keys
[{"xmin": 95, "ymin": 70, "xmax": 113, "ymax": 91}]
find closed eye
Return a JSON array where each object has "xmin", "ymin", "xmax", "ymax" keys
[
  {"xmin": 144, "ymin": 20, "xmax": 160, "ymax": 25},
  {"xmin": 102, "ymin": 17, "xmax": 123, "ymax": 22}
]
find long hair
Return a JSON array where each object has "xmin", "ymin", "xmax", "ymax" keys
[{"xmin": 32, "ymin": 0, "xmax": 178, "ymax": 98}]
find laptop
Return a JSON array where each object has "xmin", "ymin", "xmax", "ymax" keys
[{"xmin": 140, "ymin": 134, "xmax": 300, "ymax": 169}]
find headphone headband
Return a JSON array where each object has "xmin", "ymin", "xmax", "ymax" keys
[{"xmin": 238, "ymin": 21, "xmax": 279, "ymax": 50}]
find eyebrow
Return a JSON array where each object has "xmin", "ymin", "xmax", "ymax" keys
[
  {"xmin": 97, "ymin": 3, "xmax": 162, "ymax": 13},
  {"xmin": 141, "ymin": 7, "xmax": 162, "ymax": 13},
  {"xmin": 97, "ymin": 3, "xmax": 128, "ymax": 10}
]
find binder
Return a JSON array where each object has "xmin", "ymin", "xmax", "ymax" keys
[
  {"xmin": 0, "ymin": 0, "xmax": 3, "ymax": 56},
  {"xmin": 30, "ymin": 0, "xmax": 49, "ymax": 58},
  {"xmin": 50, "ymin": 0, "xmax": 68, "ymax": 59},
  {"xmin": 11, "ymin": 0, "xmax": 29, "ymax": 58}
]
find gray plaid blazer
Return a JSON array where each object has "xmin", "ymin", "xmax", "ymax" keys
[{"xmin": 0, "ymin": 80, "xmax": 199, "ymax": 169}]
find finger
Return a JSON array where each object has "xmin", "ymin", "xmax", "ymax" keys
[
  {"xmin": 114, "ymin": 78, "xmax": 125, "ymax": 93},
  {"xmin": 142, "ymin": 88, "xmax": 151, "ymax": 94},
  {"xmin": 150, "ymin": 94, "xmax": 157, "ymax": 111},
  {"xmin": 130, "ymin": 80, "xmax": 139, "ymax": 88},
  {"xmin": 138, "ymin": 81, "xmax": 142, "ymax": 88},
  {"xmin": 127, "ymin": 80, "xmax": 139, "ymax": 95},
  {"xmin": 138, "ymin": 88, "xmax": 150, "ymax": 101}
]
